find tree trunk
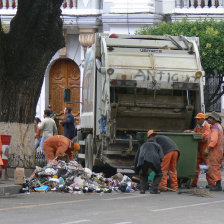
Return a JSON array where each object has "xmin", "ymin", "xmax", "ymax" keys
[{"xmin": 0, "ymin": 0, "xmax": 64, "ymax": 167}]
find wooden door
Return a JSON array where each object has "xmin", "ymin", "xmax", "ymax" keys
[{"xmin": 49, "ymin": 59, "xmax": 80, "ymax": 135}]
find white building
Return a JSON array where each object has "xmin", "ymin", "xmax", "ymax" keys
[{"xmin": 1, "ymin": 0, "xmax": 224, "ymax": 127}]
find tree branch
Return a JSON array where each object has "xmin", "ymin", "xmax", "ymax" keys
[{"xmin": 5, "ymin": 0, "xmax": 64, "ymax": 80}]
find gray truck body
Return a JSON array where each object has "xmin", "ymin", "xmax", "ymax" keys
[{"xmin": 79, "ymin": 33, "xmax": 204, "ymax": 170}]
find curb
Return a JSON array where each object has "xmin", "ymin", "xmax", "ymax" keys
[{"xmin": 0, "ymin": 180, "xmax": 22, "ymax": 196}]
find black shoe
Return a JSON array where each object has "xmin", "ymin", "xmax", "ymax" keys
[
  {"xmin": 210, "ymin": 185, "xmax": 222, "ymax": 191},
  {"xmin": 140, "ymin": 190, "xmax": 145, "ymax": 194},
  {"xmin": 210, "ymin": 181, "xmax": 222, "ymax": 191},
  {"xmin": 150, "ymin": 189, "xmax": 160, "ymax": 194},
  {"xmin": 206, "ymin": 184, "xmax": 212, "ymax": 189}
]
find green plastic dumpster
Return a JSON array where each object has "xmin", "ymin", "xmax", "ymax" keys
[{"xmin": 136, "ymin": 132, "xmax": 202, "ymax": 183}]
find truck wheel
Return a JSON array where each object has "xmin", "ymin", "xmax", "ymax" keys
[
  {"xmin": 85, "ymin": 134, "xmax": 94, "ymax": 170},
  {"xmin": 104, "ymin": 167, "xmax": 117, "ymax": 178}
]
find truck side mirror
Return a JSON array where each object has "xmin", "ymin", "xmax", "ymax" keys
[{"xmin": 64, "ymin": 88, "xmax": 71, "ymax": 102}]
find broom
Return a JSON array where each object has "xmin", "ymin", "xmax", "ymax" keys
[{"xmin": 160, "ymin": 185, "xmax": 215, "ymax": 198}]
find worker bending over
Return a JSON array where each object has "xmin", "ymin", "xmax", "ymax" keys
[
  {"xmin": 185, "ymin": 113, "xmax": 211, "ymax": 187},
  {"xmin": 206, "ymin": 111, "xmax": 223, "ymax": 191},
  {"xmin": 147, "ymin": 130, "xmax": 180, "ymax": 191},
  {"xmin": 135, "ymin": 136, "xmax": 164, "ymax": 194},
  {"xmin": 43, "ymin": 135, "xmax": 80, "ymax": 163}
]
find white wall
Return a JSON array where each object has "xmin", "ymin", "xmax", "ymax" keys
[
  {"xmin": 107, "ymin": 24, "xmax": 141, "ymax": 34},
  {"xmin": 35, "ymin": 34, "xmax": 81, "ymax": 119}
]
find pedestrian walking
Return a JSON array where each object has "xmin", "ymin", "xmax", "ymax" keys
[
  {"xmin": 185, "ymin": 113, "xmax": 211, "ymax": 188},
  {"xmin": 38, "ymin": 109, "xmax": 58, "ymax": 153},
  {"xmin": 43, "ymin": 135, "xmax": 80, "ymax": 163},
  {"xmin": 205, "ymin": 111, "xmax": 223, "ymax": 191},
  {"xmin": 147, "ymin": 130, "xmax": 180, "ymax": 191},
  {"xmin": 135, "ymin": 137, "xmax": 164, "ymax": 194},
  {"xmin": 60, "ymin": 107, "xmax": 75, "ymax": 140}
]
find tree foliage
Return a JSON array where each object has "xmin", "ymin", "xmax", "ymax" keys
[{"xmin": 136, "ymin": 20, "xmax": 224, "ymax": 110}]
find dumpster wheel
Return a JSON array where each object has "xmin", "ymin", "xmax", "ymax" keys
[{"xmin": 178, "ymin": 178, "xmax": 192, "ymax": 189}]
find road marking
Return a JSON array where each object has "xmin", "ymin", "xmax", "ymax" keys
[
  {"xmin": 114, "ymin": 222, "xmax": 132, "ymax": 224},
  {"xmin": 151, "ymin": 199, "xmax": 224, "ymax": 212},
  {"xmin": 102, "ymin": 195, "xmax": 145, "ymax": 201},
  {"xmin": 0, "ymin": 199, "xmax": 95, "ymax": 211},
  {"xmin": 61, "ymin": 220, "xmax": 90, "ymax": 224}
]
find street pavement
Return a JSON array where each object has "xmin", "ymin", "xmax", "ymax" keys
[
  {"xmin": 1, "ymin": 186, "xmax": 224, "ymax": 224},
  {"xmin": 0, "ymin": 178, "xmax": 21, "ymax": 195},
  {"xmin": 1, "ymin": 173, "xmax": 224, "ymax": 224}
]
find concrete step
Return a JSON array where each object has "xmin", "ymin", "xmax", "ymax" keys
[{"xmin": 0, "ymin": 179, "xmax": 22, "ymax": 196}]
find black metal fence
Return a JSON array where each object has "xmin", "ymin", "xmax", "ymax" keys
[
  {"xmin": 204, "ymin": 74, "xmax": 221, "ymax": 112},
  {"xmin": 8, "ymin": 152, "xmax": 47, "ymax": 168}
]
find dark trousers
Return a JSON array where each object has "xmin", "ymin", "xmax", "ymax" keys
[{"xmin": 139, "ymin": 162, "xmax": 162, "ymax": 192}]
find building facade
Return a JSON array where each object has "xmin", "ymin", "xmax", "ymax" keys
[{"xmin": 1, "ymin": 0, "xmax": 224, "ymax": 124}]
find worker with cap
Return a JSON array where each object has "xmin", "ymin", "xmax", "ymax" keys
[
  {"xmin": 147, "ymin": 130, "xmax": 180, "ymax": 191},
  {"xmin": 43, "ymin": 135, "xmax": 80, "ymax": 163},
  {"xmin": 205, "ymin": 111, "xmax": 223, "ymax": 191},
  {"xmin": 134, "ymin": 135, "xmax": 164, "ymax": 194},
  {"xmin": 185, "ymin": 113, "xmax": 211, "ymax": 187}
]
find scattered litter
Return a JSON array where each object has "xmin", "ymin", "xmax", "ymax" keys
[
  {"xmin": 23, "ymin": 160, "xmax": 137, "ymax": 194},
  {"xmin": 34, "ymin": 185, "xmax": 49, "ymax": 192}
]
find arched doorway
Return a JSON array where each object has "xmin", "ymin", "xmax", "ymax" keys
[{"xmin": 49, "ymin": 58, "xmax": 80, "ymax": 135}]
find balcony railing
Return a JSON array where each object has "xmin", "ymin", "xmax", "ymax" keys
[
  {"xmin": 173, "ymin": 0, "xmax": 224, "ymax": 14},
  {"xmin": 0, "ymin": 0, "xmax": 101, "ymax": 26},
  {"xmin": 0, "ymin": 0, "xmax": 78, "ymax": 10},
  {"xmin": 0, "ymin": 0, "xmax": 17, "ymax": 9},
  {"xmin": 176, "ymin": 0, "xmax": 224, "ymax": 9}
]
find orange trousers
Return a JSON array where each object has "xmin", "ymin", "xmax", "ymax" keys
[
  {"xmin": 206, "ymin": 148, "xmax": 223, "ymax": 186},
  {"xmin": 159, "ymin": 150, "xmax": 179, "ymax": 190}
]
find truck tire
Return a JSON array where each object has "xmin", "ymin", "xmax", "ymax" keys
[
  {"xmin": 85, "ymin": 134, "xmax": 94, "ymax": 170},
  {"xmin": 103, "ymin": 167, "xmax": 117, "ymax": 178}
]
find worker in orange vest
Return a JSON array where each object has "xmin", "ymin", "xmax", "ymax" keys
[
  {"xmin": 147, "ymin": 130, "xmax": 180, "ymax": 191},
  {"xmin": 43, "ymin": 135, "xmax": 80, "ymax": 163},
  {"xmin": 205, "ymin": 111, "xmax": 223, "ymax": 191},
  {"xmin": 185, "ymin": 113, "xmax": 211, "ymax": 187}
]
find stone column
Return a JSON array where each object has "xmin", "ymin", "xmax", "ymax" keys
[
  {"xmin": 79, "ymin": 28, "xmax": 96, "ymax": 56},
  {"xmin": 197, "ymin": 0, "xmax": 202, "ymax": 8},
  {"xmin": 204, "ymin": 0, "xmax": 209, "ymax": 8},
  {"xmin": 210, "ymin": 0, "xmax": 215, "ymax": 7},
  {"xmin": 2, "ymin": 0, "xmax": 7, "ymax": 9}
]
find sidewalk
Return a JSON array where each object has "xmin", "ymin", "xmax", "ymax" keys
[{"xmin": 0, "ymin": 178, "xmax": 22, "ymax": 195}]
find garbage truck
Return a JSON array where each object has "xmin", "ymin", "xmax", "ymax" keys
[{"xmin": 77, "ymin": 33, "xmax": 204, "ymax": 175}]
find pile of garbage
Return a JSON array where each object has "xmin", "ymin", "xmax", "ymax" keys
[{"xmin": 21, "ymin": 160, "xmax": 138, "ymax": 194}]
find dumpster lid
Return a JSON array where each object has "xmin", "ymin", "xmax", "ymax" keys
[
  {"xmin": 136, "ymin": 131, "xmax": 202, "ymax": 141},
  {"xmin": 155, "ymin": 132, "xmax": 203, "ymax": 140}
]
